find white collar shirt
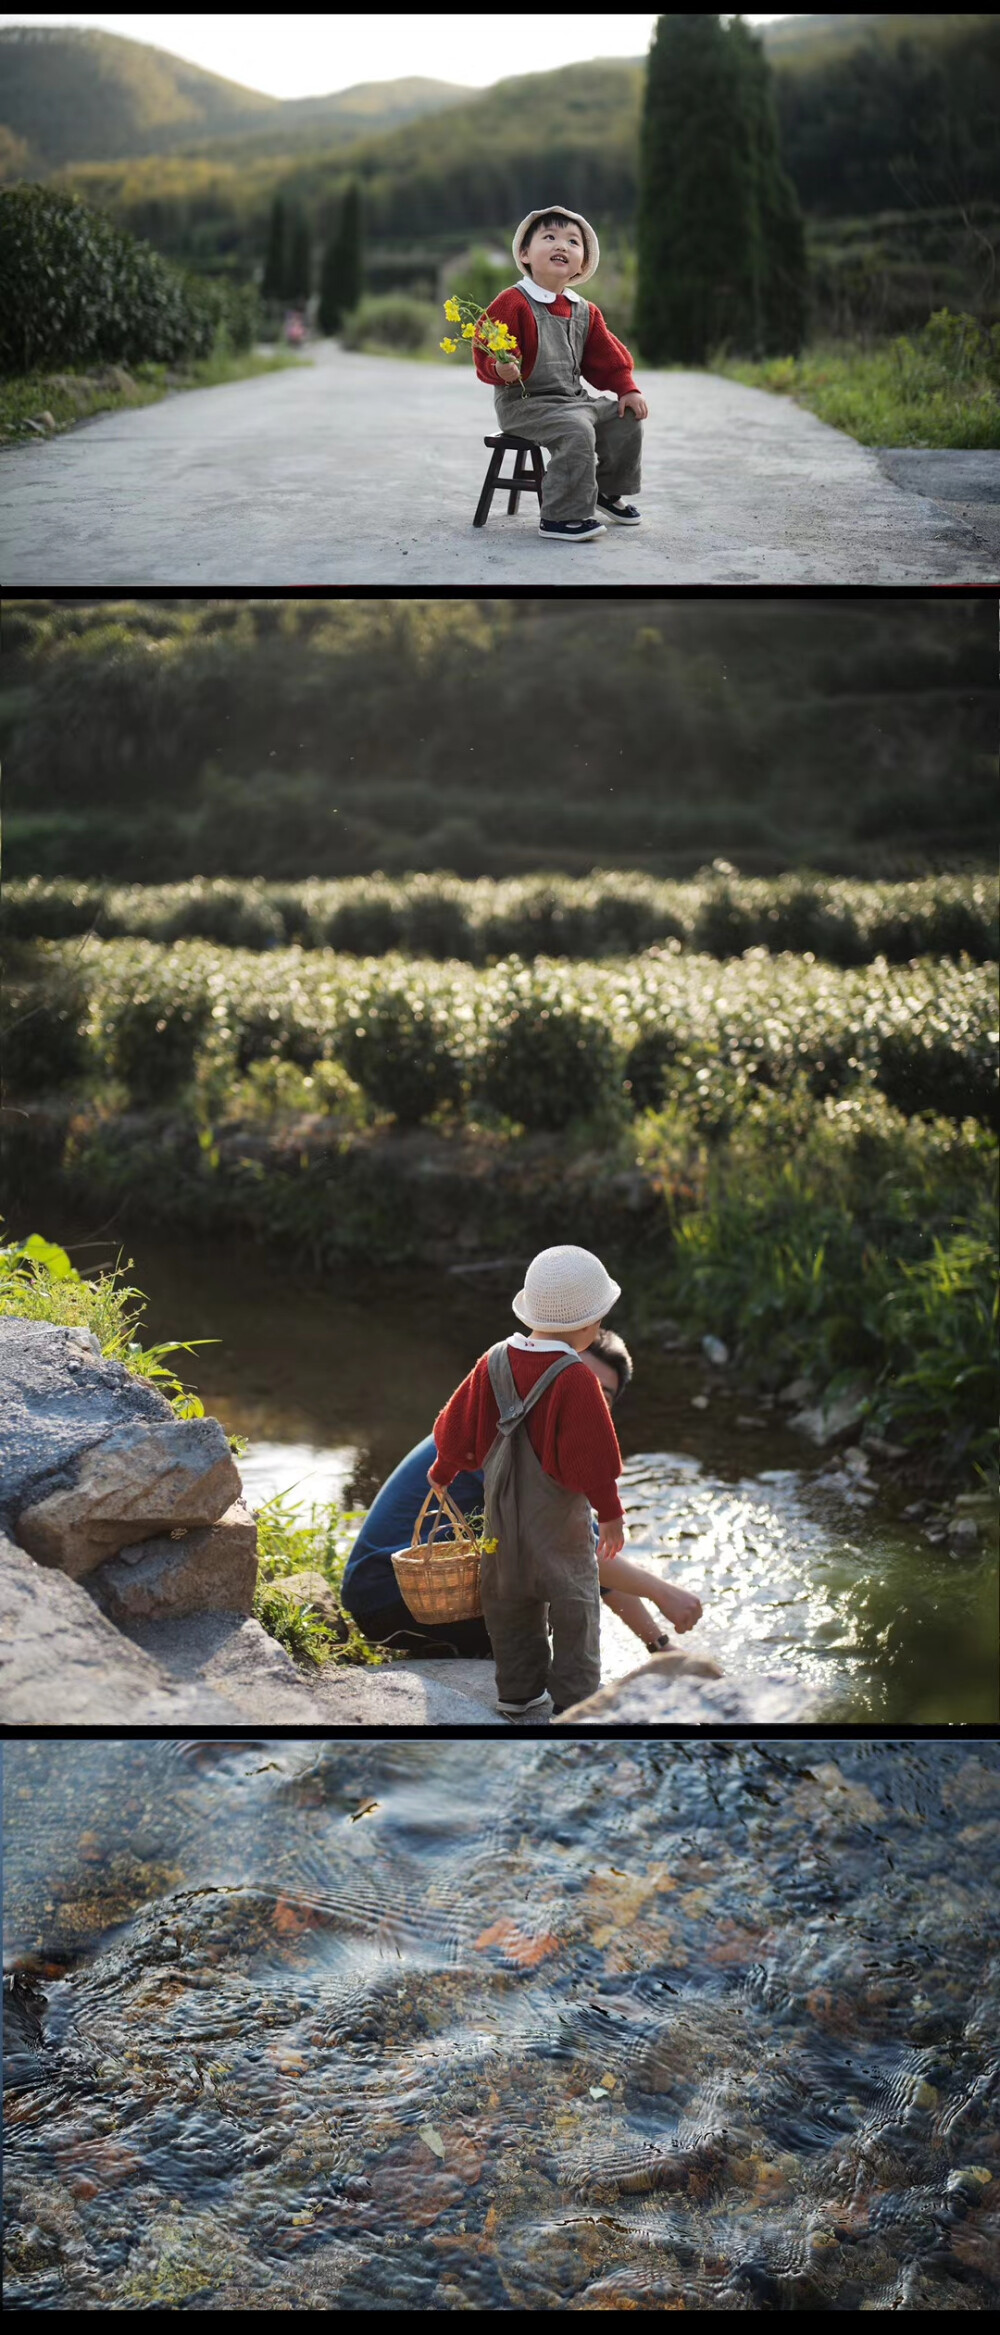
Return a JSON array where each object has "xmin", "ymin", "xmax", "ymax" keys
[{"xmin": 518, "ymin": 274, "xmax": 582, "ymax": 306}]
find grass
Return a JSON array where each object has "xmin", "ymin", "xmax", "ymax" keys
[
  {"xmin": 253, "ymin": 1489, "xmax": 392, "ymax": 1669},
  {"xmin": 715, "ymin": 312, "xmax": 1000, "ymax": 448},
  {"xmin": 0, "ymin": 347, "xmax": 306, "ymax": 444}
]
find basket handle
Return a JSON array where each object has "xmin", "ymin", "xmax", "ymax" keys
[{"xmin": 413, "ymin": 1483, "xmax": 476, "ymax": 1545}]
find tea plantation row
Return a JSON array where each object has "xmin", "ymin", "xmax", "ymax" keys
[
  {"xmin": 8, "ymin": 940, "xmax": 997, "ymax": 1131},
  {"xmin": 4, "ymin": 870, "xmax": 997, "ymax": 966}
]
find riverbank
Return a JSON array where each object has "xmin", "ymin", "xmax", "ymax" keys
[{"xmin": 5, "ymin": 1081, "xmax": 997, "ymax": 1495}]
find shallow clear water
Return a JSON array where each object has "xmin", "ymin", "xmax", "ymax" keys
[
  {"xmin": 21, "ymin": 1223, "xmax": 999, "ymax": 1721},
  {"xmin": 5, "ymin": 1738, "xmax": 999, "ymax": 2312}
]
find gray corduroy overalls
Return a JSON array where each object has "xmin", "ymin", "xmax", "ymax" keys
[
  {"xmin": 481, "ymin": 1339, "xmax": 602, "ymax": 1712},
  {"xmin": 494, "ymin": 294, "xmax": 641, "ymax": 524}
]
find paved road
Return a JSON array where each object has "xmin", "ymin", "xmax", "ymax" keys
[{"xmin": 3, "ymin": 340, "xmax": 996, "ymax": 585}]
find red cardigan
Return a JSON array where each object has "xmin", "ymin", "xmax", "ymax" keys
[
  {"xmin": 473, "ymin": 287, "xmax": 638, "ymax": 397},
  {"xmin": 431, "ymin": 1343, "xmax": 624, "ymax": 1522}
]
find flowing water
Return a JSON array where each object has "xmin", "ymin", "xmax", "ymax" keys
[
  {"xmin": 42, "ymin": 1224, "xmax": 997, "ymax": 1722},
  {"xmin": 4, "ymin": 1737, "xmax": 999, "ymax": 2312}
]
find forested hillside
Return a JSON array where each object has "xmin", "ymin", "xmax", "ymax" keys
[{"xmin": 3, "ymin": 597, "xmax": 993, "ymax": 882}]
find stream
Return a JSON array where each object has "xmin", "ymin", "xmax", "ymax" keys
[
  {"xmin": 4, "ymin": 1736, "xmax": 999, "ymax": 2312},
  {"xmin": 40, "ymin": 1223, "xmax": 997, "ymax": 1724}
]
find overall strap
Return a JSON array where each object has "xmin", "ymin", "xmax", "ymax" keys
[{"xmin": 486, "ymin": 1340, "xmax": 580, "ymax": 1438}]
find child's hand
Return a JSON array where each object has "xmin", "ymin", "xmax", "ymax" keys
[
  {"xmin": 494, "ymin": 358, "xmax": 521, "ymax": 383},
  {"xmin": 618, "ymin": 391, "xmax": 648, "ymax": 420},
  {"xmin": 660, "ymin": 1585, "xmax": 703, "ymax": 1633},
  {"xmin": 596, "ymin": 1516, "xmax": 625, "ymax": 1561}
]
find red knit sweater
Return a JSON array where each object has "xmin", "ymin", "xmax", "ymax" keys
[
  {"xmin": 430, "ymin": 1343, "xmax": 624, "ymax": 1521},
  {"xmin": 473, "ymin": 287, "xmax": 638, "ymax": 397}
]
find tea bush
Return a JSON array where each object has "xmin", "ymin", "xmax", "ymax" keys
[
  {"xmin": 6, "ymin": 871, "xmax": 995, "ymax": 964},
  {"xmin": 25, "ymin": 938, "xmax": 1000, "ymax": 1133},
  {"xmin": 2, "ymin": 952, "xmax": 90, "ymax": 1095},
  {"xmin": 477, "ymin": 967, "xmax": 625, "ymax": 1131},
  {"xmin": 339, "ymin": 972, "xmax": 468, "ymax": 1125}
]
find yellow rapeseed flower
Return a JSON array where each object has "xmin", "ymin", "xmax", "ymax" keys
[
  {"xmin": 462, "ymin": 323, "xmax": 476, "ymax": 340},
  {"xmin": 439, "ymin": 337, "xmax": 458, "ymax": 354},
  {"xmin": 443, "ymin": 298, "xmax": 461, "ymax": 323}
]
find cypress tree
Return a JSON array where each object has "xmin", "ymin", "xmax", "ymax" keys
[
  {"xmin": 318, "ymin": 182, "xmax": 363, "ymax": 334},
  {"xmin": 730, "ymin": 16, "xmax": 808, "ymax": 356},
  {"xmin": 285, "ymin": 204, "xmax": 312, "ymax": 305},
  {"xmin": 636, "ymin": 12, "xmax": 808, "ymax": 365},
  {"xmin": 261, "ymin": 193, "xmax": 286, "ymax": 305}
]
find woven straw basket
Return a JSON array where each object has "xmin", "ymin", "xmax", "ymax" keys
[{"xmin": 391, "ymin": 1485, "xmax": 484, "ymax": 1623}]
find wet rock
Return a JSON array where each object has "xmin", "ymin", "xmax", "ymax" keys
[
  {"xmin": 701, "ymin": 1335, "xmax": 729, "ymax": 1367},
  {"xmin": 560, "ymin": 1650, "xmax": 815, "ymax": 1724},
  {"xmin": 89, "ymin": 1501, "xmax": 258, "ymax": 1621},
  {"xmin": 0, "ymin": 1527, "xmax": 236, "ymax": 1722},
  {"xmin": 947, "ymin": 1517, "xmax": 979, "ymax": 1558},
  {"xmin": 789, "ymin": 1377, "xmax": 871, "ymax": 1445},
  {"xmin": 779, "ymin": 1376, "xmax": 813, "ymax": 1406},
  {"xmin": 18, "ymin": 1419, "xmax": 241, "ymax": 1582}
]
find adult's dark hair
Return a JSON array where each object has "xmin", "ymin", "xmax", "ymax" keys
[{"xmin": 587, "ymin": 1325, "xmax": 633, "ymax": 1398}]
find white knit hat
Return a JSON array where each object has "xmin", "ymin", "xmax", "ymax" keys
[
  {"xmin": 512, "ymin": 1245, "xmax": 621, "ymax": 1333},
  {"xmin": 512, "ymin": 204, "xmax": 600, "ymax": 286}
]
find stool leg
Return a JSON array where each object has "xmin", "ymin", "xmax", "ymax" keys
[
  {"xmin": 530, "ymin": 447, "xmax": 545, "ymax": 506},
  {"xmin": 473, "ymin": 445, "xmax": 506, "ymax": 529},
  {"xmin": 507, "ymin": 444, "xmax": 531, "ymax": 517}
]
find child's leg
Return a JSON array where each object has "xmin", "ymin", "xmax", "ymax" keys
[
  {"xmin": 547, "ymin": 1589, "xmax": 602, "ymax": 1711},
  {"xmin": 496, "ymin": 394, "xmax": 600, "ymax": 522},
  {"xmin": 482, "ymin": 1590, "xmax": 551, "ymax": 1706},
  {"xmin": 592, "ymin": 404, "xmax": 642, "ymax": 501}
]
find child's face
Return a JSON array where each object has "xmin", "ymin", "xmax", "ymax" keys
[{"xmin": 520, "ymin": 218, "xmax": 587, "ymax": 289}]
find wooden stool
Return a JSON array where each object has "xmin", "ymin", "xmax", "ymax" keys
[{"xmin": 473, "ymin": 433, "xmax": 546, "ymax": 528}]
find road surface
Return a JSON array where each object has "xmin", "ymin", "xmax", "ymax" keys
[{"xmin": 2, "ymin": 340, "xmax": 995, "ymax": 585}]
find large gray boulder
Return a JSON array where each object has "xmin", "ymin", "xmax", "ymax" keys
[
  {"xmin": 88, "ymin": 1499, "xmax": 258, "ymax": 1620},
  {"xmin": 16, "ymin": 1418, "xmax": 242, "ymax": 1578},
  {"xmin": 561, "ymin": 1649, "xmax": 816, "ymax": 1724},
  {"xmin": 1, "ymin": 1317, "xmax": 242, "ymax": 1578},
  {"xmin": 0, "ymin": 1318, "xmax": 174, "ymax": 1514},
  {"xmin": 0, "ymin": 1529, "xmax": 235, "ymax": 1722}
]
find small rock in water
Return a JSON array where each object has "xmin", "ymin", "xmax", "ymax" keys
[
  {"xmin": 779, "ymin": 1377, "xmax": 813, "ymax": 1406},
  {"xmin": 701, "ymin": 1336, "xmax": 729, "ymax": 1368},
  {"xmin": 690, "ymin": 1395, "xmax": 710, "ymax": 1411},
  {"xmin": 842, "ymin": 1447, "xmax": 870, "ymax": 1478},
  {"xmin": 948, "ymin": 1517, "xmax": 979, "ymax": 1557}
]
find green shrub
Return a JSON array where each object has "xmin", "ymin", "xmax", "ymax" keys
[
  {"xmin": 0, "ymin": 183, "xmax": 246, "ymax": 375},
  {"xmin": 477, "ymin": 968, "xmax": 624, "ymax": 1131},
  {"xmin": 877, "ymin": 1224, "xmax": 999, "ymax": 1464},
  {"xmin": 1, "ymin": 952, "xmax": 90, "ymax": 1094},
  {"xmin": 339, "ymin": 975, "xmax": 465, "ymax": 1125},
  {"xmin": 340, "ymin": 294, "xmax": 438, "ymax": 354}
]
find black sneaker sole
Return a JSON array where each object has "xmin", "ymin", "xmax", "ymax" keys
[
  {"xmin": 539, "ymin": 523, "xmax": 605, "ymax": 541},
  {"xmin": 598, "ymin": 506, "xmax": 641, "ymax": 525}
]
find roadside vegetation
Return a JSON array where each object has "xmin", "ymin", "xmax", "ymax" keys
[{"xmin": 718, "ymin": 310, "xmax": 1000, "ymax": 450}]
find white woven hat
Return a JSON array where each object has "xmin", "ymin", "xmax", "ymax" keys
[
  {"xmin": 512, "ymin": 1245, "xmax": 621, "ymax": 1333},
  {"xmin": 512, "ymin": 204, "xmax": 600, "ymax": 286}
]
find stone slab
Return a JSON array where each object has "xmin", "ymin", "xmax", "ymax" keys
[
  {"xmin": 0, "ymin": 1530, "xmax": 234, "ymax": 1722},
  {"xmin": 90, "ymin": 1499, "xmax": 258, "ymax": 1620},
  {"xmin": 16, "ymin": 1416, "xmax": 242, "ymax": 1578},
  {"xmin": 122, "ymin": 1610, "xmax": 326, "ymax": 1719}
]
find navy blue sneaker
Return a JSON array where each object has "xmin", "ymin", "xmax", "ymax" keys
[
  {"xmin": 597, "ymin": 495, "xmax": 641, "ymax": 525},
  {"xmin": 539, "ymin": 517, "xmax": 605, "ymax": 541}
]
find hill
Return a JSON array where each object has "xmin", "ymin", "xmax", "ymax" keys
[
  {"xmin": 0, "ymin": 24, "xmax": 470, "ymax": 172},
  {"xmin": 2, "ymin": 597, "xmax": 994, "ymax": 883}
]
